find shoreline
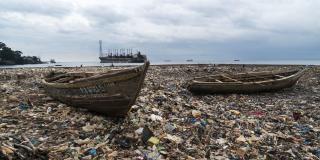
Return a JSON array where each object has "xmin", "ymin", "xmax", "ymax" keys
[{"xmin": 0, "ymin": 63, "xmax": 317, "ymax": 70}]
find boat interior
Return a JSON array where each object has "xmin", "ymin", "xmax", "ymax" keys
[
  {"xmin": 45, "ymin": 69, "xmax": 127, "ymax": 84},
  {"xmin": 194, "ymin": 70, "xmax": 300, "ymax": 83}
]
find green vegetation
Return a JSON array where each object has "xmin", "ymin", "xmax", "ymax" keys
[{"xmin": 0, "ymin": 42, "xmax": 42, "ymax": 65}]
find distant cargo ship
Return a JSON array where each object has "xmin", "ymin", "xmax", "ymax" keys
[
  {"xmin": 99, "ymin": 52, "xmax": 147, "ymax": 63},
  {"xmin": 98, "ymin": 40, "xmax": 147, "ymax": 63}
]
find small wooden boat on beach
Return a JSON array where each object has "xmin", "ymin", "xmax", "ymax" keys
[
  {"xmin": 42, "ymin": 61, "xmax": 149, "ymax": 116},
  {"xmin": 188, "ymin": 68, "xmax": 306, "ymax": 94}
]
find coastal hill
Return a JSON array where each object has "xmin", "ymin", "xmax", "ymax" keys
[{"xmin": 0, "ymin": 42, "xmax": 42, "ymax": 65}]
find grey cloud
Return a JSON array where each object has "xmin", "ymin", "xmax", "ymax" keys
[
  {"xmin": 0, "ymin": 0, "xmax": 72, "ymax": 18},
  {"xmin": 0, "ymin": 0, "xmax": 319, "ymax": 62},
  {"xmin": 81, "ymin": 6, "xmax": 129, "ymax": 28}
]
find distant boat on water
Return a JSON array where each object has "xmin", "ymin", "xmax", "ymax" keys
[
  {"xmin": 98, "ymin": 40, "xmax": 147, "ymax": 63},
  {"xmin": 186, "ymin": 59, "xmax": 193, "ymax": 62},
  {"xmin": 99, "ymin": 51, "xmax": 147, "ymax": 63},
  {"xmin": 50, "ymin": 59, "xmax": 56, "ymax": 63},
  {"xmin": 234, "ymin": 59, "xmax": 240, "ymax": 62}
]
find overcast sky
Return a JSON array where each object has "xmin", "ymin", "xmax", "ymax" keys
[{"xmin": 0, "ymin": 0, "xmax": 319, "ymax": 62}]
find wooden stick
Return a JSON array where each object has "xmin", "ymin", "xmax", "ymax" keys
[
  {"xmin": 14, "ymin": 143, "xmax": 33, "ymax": 152},
  {"xmin": 22, "ymin": 135, "xmax": 37, "ymax": 152}
]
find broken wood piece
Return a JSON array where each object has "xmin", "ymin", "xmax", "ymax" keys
[
  {"xmin": 13, "ymin": 143, "xmax": 33, "ymax": 152},
  {"xmin": 22, "ymin": 135, "xmax": 37, "ymax": 152}
]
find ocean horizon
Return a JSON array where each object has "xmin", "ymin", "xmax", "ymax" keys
[{"xmin": 1, "ymin": 59, "xmax": 319, "ymax": 68}]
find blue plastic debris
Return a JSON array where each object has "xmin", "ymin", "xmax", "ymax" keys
[
  {"xmin": 313, "ymin": 149, "xmax": 320, "ymax": 158},
  {"xmin": 18, "ymin": 103, "xmax": 30, "ymax": 110},
  {"xmin": 30, "ymin": 139, "xmax": 39, "ymax": 145},
  {"xmin": 186, "ymin": 117, "xmax": 208, "ymax": 127},
  {"xmin": 200, "ymin": 119, "xmax": 207, "ymax": 127},
  {"xmin": 297, "ymin": 125, "xmax": 311, "ymax": 134},
  {"xmin": 303, "ymin": 139, "xmax": 312, "ymax": 145},
  {"xmin": 88, "ymin": 148, "xmax": 97, "ymax": 156},
  {"xmin": 189, "ymin": 118, "xmax": 197, "ymax": 124}
]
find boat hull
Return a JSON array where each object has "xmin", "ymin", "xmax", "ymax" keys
[
  {"xmin": 188, "ymin": 69, "xmax": 306, "ymax": 94},
  {"xmin": 42, "ymin": 61, "xmax": 149, "ymax": 116}
]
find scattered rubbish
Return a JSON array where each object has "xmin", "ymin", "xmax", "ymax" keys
[
  {"xmin": 135, "ymin": 127, "xmax": 144, "ymax": 135},
  {"xmin": 142, "ymin": 126, "xmax": 154, "ymax": 144},
  {"xmin": 108, "ymin": 151, "xmax": 118, "ymax": 157},
  {"xmin": 164, "ymin": 123, "xmax": 176, "ymax": 133},
  {"xmin": 148, "ymin": 137, "xmax": 160, "ymax": 146},
  {"xmin": 0, "ymin": 64, "xmax": 318, "ymax": 159},
  {"xmin": 292, "ymin": 111, "xmax": 302, "ymax": 121},
  {"xmin": 75, "ymin": 138, "xmax": 91, "ymax": 145},
  {"xmin": 313, "ymin": 149, "xmax": 320, "ymax": 158},
  {"xmin": 217, "ymin": 138, "xmax": 227, "ymax": 145},
  {"xmin": 235, "ymin": 135, "xmax": 246, "ymax": 143},
  {"xmin": 88, "ymin": 148, "xmax": 97, "ymax": 156},
  {"xmin": 249, "ymin": 111, "xmax": 265, "ymax": 117},
  {"xmin": 150, "ymin": 114, "xmax": 163, "ymax": 122},
  {"xmin": 164, "ymin": 134, "xmax": 183, "ymax": 144},
  {"xmin": 295, "ymin": 124, "xmax": 312, "ymax": 135},
  {"xmin": 8, "ymin": 95, "xmax": 19, "ymax": 102},
  {"xmin": 142, "ymin": 147, "xmax": 161, "ymax": 160},
  {"xmin": 82, "ymin": 123, "xmax": 96, "ymax": 132},
  {"xmin": 117, "ymin": 137, "xmax": 132, "ymax": 149},
  {"xmin": 192, "ymin": 110, "xmax": 201, "ymax": 118},
  {"xmin": 18, "ymin": 102, "xmax": 31, "ymax": 110},
  {"xmin": 229, "ymin": 110, "xmax": 241, "ymax": 115},
  {"xmin": 46, "ymin": 107, "xmax": 52, "ymax": 114}
]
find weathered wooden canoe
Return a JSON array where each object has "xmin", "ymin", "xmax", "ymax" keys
[
  {"xmin": 188, "ymin": 68, "xmax": 306, "ymax": 94},
  {"xmin": 42, "ymin": 61, "xmax": 149, "ymax": 116}
]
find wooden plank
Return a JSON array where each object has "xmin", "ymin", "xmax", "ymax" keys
[
  {"xmin": 221, "ymin": 75, "xmax": 242, "ymax": 83},
  {"xmin": 236, "ymin": 73, "xmax": 274, "ymax": 81},
  {"xmin": 274, "ymin": 74, "xmax": 285, "ymax": 78},
  {"xmin": 52, "ymin": 76, "xmax": 75, "ymax": 83},
  {"xmin": 46, "ymin": 74, "xmax": 68, "ymax": 82}
]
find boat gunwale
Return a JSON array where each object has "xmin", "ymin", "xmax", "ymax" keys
[
  {"xmin": 42, "ymin": 62, "xmax": 149, "ymax": 89},
  {"xmin": 191, "ymin": 68, "xmax": 306, "ymax": 85}
]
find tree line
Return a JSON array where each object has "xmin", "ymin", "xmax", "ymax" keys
[{"xmin": 0, "ymin": 42, "xmax": 42, "ymax": 65}]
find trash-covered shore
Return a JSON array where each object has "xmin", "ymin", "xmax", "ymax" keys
[{"xmin": 1, "ymin": 64, "xmax": 320, "ymax": 159}]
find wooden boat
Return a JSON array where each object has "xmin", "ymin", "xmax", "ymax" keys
[
  {"xmin": 42, "ymin": 61, "xmax": 149, "ymax": 116},
  {"xmin": 188, "ymin": 68, "xmax": 306, "ymax": 94}
]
